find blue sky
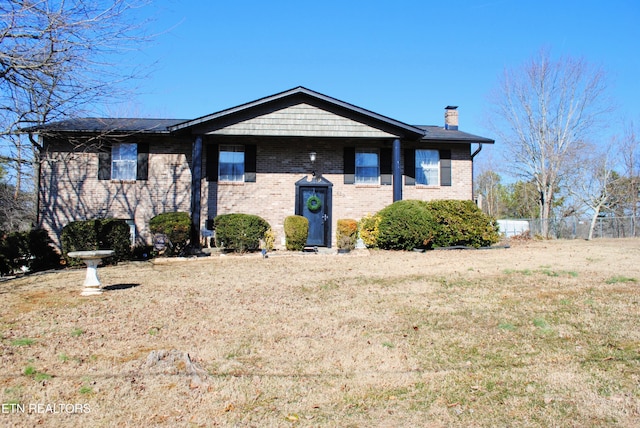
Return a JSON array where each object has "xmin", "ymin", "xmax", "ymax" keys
[{"xmin": 123, "ymin": 0, "xmax": 639, "ymax": 159}]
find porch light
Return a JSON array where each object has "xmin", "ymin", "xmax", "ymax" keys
[{"xmin": 309, "ymin": 151, "xmax": 317, "ymax": 179}]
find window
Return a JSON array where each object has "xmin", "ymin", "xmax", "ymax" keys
[
  {"xmin": 219, "ymin": 145, "xmax": 245, "ymax": 182},
  {"xmin": 355, "ymin": 150, "xmax": 379, "ymax": 184},
  {"xmin": 404, "ymin": 149, "xmax": 451, "ymax": 187},
  {"xmin": 416, "ymin": 149, "xmax": 439, "ymax": 186},
  {"xmin": 206, "ymin": 144, "xmax": 255, "ymax": 183},
  {"xmin": 111, "ymin": 143, "xmax": 137, "ymax": 181},
  {"xmin": 125, "ymin": 219, "xmax": 136, "ymax": 245}
]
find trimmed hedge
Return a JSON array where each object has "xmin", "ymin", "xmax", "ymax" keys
[
  {"xmin": 214, "ymin": 213, "xmax": 270, "ymax": 252},
  {"xmin": 426, "ymin": 200, "xmax": 500, "ymax": 248},
  {"xmin": 358, "ymin": 213, "xmax": 381, "ymax": 248},
  {"xmin": 263, "ymin": 228, "xmax": 275, "ymax": 252},
  {"xmin": 336, "ymin": 219, "xmax": 358, "ymax": 250},
  {"xmin": 376, "ymin": 199, "xmax": 500, "ymax": 250},
  {"xmin": 284, "ymin": 215, "xmax": 308, "ymax": 251},
  {"xmin": 149, "ymin": 212, "xmax": 192, "ymax": 256},
  {"xmin": 0, "ymin": 229, "xmax": 60, "ymax": 276},
  {"xmin": 61, "ymin": 219, "xmax": 131, "ymax": 265},
  {"xmin": 27, "ymin": 229, "xmax": 62, "ymax": 272},
  {"xmin": 377, "ymin": 200, "xmax": 437, "ymax": 250}
]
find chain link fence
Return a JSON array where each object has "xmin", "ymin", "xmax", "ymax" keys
[{"xmin": 498, "ymin": 217, "xmax": 640, "ymax": 239}]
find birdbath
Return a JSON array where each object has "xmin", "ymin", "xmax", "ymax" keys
[{"xmin": 67, "ymin": 250, "xmax": 114, "ymax": 296}]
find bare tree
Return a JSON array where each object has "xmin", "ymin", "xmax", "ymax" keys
[
  {"xmin": 489, "ymin": 50, "xmax": 612, "ymax": 237},
  {"xmin": 0, "ymin": 0, "xmax": 152, "ymax": 203},
  {"xmin": 567, "ymin": 143, "xmax": 618, "ymax": 240},
  {"xmin": 619, "ymin": 122, "xmax": 639, "ymax": 216},
  {"xmin": 475, "ymin": 169, "xmax": 504, "ymax": 218}
]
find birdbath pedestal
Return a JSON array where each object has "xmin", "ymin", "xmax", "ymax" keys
[{"xmin": 67, "ymin": 250, "xmax": 114, "ymax": 296}]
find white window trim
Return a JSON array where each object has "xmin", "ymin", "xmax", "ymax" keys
[
  {"xmin": 355, "ymin": 149, "xmax": 380, "ymax": 185},
  {"xmin": 111, "ymin": 143, "xmax": 137, "ymax": 181},
  {"xmin": 416, "ymin": 149, "xmax": 440, "ymax": 187},
  {"xmin": 218, "ymin": 144, "xmax": 245, "ymax": 183}
]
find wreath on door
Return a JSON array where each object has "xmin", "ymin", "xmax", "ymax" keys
[{"xmin": 306, "ymin": 194, "xmax": 322, "ymax": 212}]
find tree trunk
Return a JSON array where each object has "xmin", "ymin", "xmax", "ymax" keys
[
  {"xmin": 588, "ymin": 209, "xmax": 600, "ymax": 240},
  {"xmin": 539, "ymin": 187, "xmax": 552, "ymax": 238}
]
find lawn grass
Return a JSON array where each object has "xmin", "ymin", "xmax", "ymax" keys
[{"xmin": 0, "ymin": 238, "xmax": 638, "ymax": 426}]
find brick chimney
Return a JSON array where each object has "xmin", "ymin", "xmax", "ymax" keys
[{"xmin": 445, "ymin": 106, "xmax": 458, "ymax": 130}]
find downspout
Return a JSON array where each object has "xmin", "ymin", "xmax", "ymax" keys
[
  {"xmin": 471, "ymin": 142, "xmax": 483, "ymax": 160},
  {"xmin": 31, "ymin": 132, "xmax": 43, "ymax": 227},
  {"xmin": 470, "ymin": 143, "xmax": 483, "ymax": 204}
]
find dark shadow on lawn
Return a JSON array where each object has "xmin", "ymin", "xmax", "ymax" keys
[{"xmin": 102, "ymin": 283, "xmax": 141, "ymax": 291}]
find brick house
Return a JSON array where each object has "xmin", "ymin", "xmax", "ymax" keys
[{"xmin": 34, "ymin": 87, "xmax": 494, "ymax": 249}]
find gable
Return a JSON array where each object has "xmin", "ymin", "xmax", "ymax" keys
[
  {"xmin": 205, "ymin": 103, "xmax": 398, "ymax": 138},
  {"xmin": 169, "ymin": 87, "xmax": 426, "ymax": 139}
]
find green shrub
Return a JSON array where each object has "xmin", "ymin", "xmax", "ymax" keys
[
  {"xmin": 149, "ymin": 212, "xmax": 192, "ymax": 256},
  {"xmin": 284, "ymin": 215, "xmax": 308, "ymax": 251},
  {"xmin": 336, "ymin": 219, "xmax": 358, "ymax": 250},
  {"xmin": 61, "ymin": 219, "xmax": 131, "ymax": 265},
  {"xmin": 263, "ymin": 228, "xmax": 276, "ymax": 252},
  {"xmin": 213, "ymin": 213, "xmax": 270, "ymax": 252},
  {"xmin": 26, "ymin": 229, "xmax": 61, "ymax": 272},
  {"xmin": 376, "ymin": 199, "xmax": 500, "ymax": 251},
  {"xmin": 425, "ymin": 200, "xmax": 500, "ymax": 248},
  {"xmin": 0, "ymin": 231, "xmax": 27, "ymax": 275},
  {"xmin": 0, "ymin": 229, "xmax": 60, "ymax": 276},
  {"xmin": 0, "ymin": 232, "xmax": 9, "ymax": 276},
  {"xmin": 377, "ymin": 200, "xmax": 437, "ymax": 250},
  {"xmin": 61, "ymin": 221, "xmax": 98, "ymax": 262},
  {"xmin": 98, "ymin": 219, "xmax": 133, "ymax": 261},
  {"xmin": 358, "ymin": 213, "xmax": 381, "ymax": 248}
]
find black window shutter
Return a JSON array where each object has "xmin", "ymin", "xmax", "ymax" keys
[
  {"xmin": 343, "ymin": 147, "xmax": 355, "ymax": 184},
  {"xmin": 244, "ymin": 144, "xmax": 256, "ymax": 182},
  {"xmin": 98, "ymin": 148, "xmax": 111, "ymax": 180},
  {"xmin": 440, "ymin": 149, "xmax": 452, "ymax": 186},
  {"xmin": 136, "ymin": 142, "xmax": 149, "ymax": 180},
  {"xmin": 380, "ymin": 148, "xmax": 392, "ymax": 185},
  {"xmin": 206, "ymin": 143, "xmax": 218, "ymax": 182},
  {"xmin": 404, "ymin": 148, "xmax": 415, "ymax": 186}
]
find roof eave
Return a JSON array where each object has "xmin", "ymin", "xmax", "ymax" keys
[{"xmin": 420, "ymin": 136, "xmax": 495, "ymax": 144}]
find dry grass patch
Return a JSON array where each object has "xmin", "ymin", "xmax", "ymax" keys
[{"xmin": 0, "ymin": 239, "xmax": 639, "ymax": 426}]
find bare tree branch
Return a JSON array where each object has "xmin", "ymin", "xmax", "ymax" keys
[
  {"xmin": 489, "ymin": 49, "xmax": 613, "ymax": 236},
  {"xmin": 0, "ymin": 0, "xmax": 153, "ymax": 213}
]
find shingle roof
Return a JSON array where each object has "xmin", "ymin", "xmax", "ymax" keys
[
  {"xmin": 28, "ymin": 118, "xmax": 187, "ymax": 133},
  {"xmin": 416, "ymin": 126, "xmax": 494, "ymax": 143},
  {"xmin": 26, "ymin": 88, "xmax": 494, "ymax": 144}
]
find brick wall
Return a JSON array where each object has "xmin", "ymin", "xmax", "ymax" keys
[
  {"xmin": 39, "ymin": 137, "xmax": 193, "ymax": 248},
  {"xmin": 41, "ymin": 136, "xmax": 473, "ymax": 250},
  {"xmin": 202, "ymin": 139, "xmax": 472, "ymax": 249}
]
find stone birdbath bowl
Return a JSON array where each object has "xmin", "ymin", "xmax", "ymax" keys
[{"xmin": 67, "ymin": 250, "xmax": 114, "ymax": 296}]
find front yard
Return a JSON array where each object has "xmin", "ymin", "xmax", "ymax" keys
[{"xmin": 1, "ymin": 239, "xmax": 639, "ymax": 427}]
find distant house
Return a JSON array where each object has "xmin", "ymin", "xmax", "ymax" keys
[{"xmin": 32, "ymin": 86, "xmax": 494, "ymax": 249}]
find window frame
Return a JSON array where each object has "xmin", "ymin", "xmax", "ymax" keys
[
  {"xmin": 415, "ymin": 149, "xmax": 440, "ymax": 186},
  {"xmin": 218, "ymin": 144, "xmax": 245, "ymax": 183},
  {"xmin": 355, "ymin": 149, "xmax": 380, "ymax": 185},
  {"xmin": 111, "ymin": 143, "xmax": 138, "ymax": 181}
]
